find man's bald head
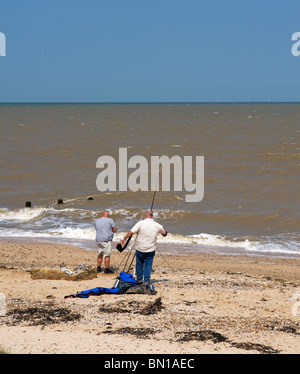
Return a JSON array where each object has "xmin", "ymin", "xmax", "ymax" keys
[{"xmin": 145, "ymin": 210, "xmax": 153, "ymax": 218}]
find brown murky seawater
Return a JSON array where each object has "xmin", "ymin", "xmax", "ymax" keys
[{"xmin": 0, "ymin": 103, "xmax": 299, "ymax": 255}]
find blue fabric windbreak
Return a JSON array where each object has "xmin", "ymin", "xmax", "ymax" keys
[
  {"xmin": 73, "ymin": 286, "xmax": 121, "ymax": 298},
  {"xmin": 65, "ymin": 271, "xmax": 138, "ymax": 298},
  {"xmin": 119, "ymin": 271, "xmax": 138, "ymax": 286}
]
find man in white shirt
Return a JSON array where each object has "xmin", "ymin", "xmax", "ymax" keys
[{"xmin": 121, "ymin": 210, "xmax": 167, "ymax": 285}]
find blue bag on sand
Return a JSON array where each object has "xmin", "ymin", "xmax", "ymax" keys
[{"xmin": 65, "ymin": 271, "xmax": 138, "ymax": 299}]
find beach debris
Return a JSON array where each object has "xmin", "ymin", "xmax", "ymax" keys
[
  {"xmin": 264, "ymin": 321, "xmax": 300, "ymax": 335},
  {"xmin": 99, "ymin": 305, "xmax": 133, "ymax": 314},
  {"xmin": 98, "ymin": 297, "xmax": 163, "ymax": 315},
  {"xmin": 139, "ymin": 297, "xmax": 163, "ymax": 315},
  {"xmin": 57, "ymin": 199, "xmax": 63, "ymax": 204},
  {"xmin": 176, "ymin": 330, "xmax": 279, "ymax": 354},
  {"xmin": 103, "ymin": 327, "xmax": 156, "ymax": 338},
  {"xmin": 230, "ymin": 341, "xmax": 279, "ymax": 354},
  {"xmin": 59, "ymin": 263, "xmax": 91, "ymax": 275},
  {"xmin": 60, "ymin": 266, "xmax": 73, "ymax": 275},
  {"xmin": 25, "ymin": 201, "xmax": 32, "ymax": 208},
  {"xmin": 74, "ymin": 263, "xmax": 90, "ymax": 272},
  {"xmin": 176, "ymin": 330, "xmax": 227, "ymax": 344},
  {"xmin": 7, "ymin": 304, "xmax": 81, "ymax": 326}
]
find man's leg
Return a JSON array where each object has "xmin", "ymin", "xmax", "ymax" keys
[
  {"xmin": 97, "ymin": 253, "xmax": 103, "ymax": 268},
  {"xmin": 97, "ymin": 243, "xmax": 105, "ymax": 272},
  {"xmin": 143, "ymin": 251, "xmax": 155, "ymax": 284},
  {"xmin": 103, "ymin": 242, "xmax": 114, "ymax": 273},
  {"xmin": 104, "ymin": 255, "xmax": 113, "ymax": 273},
  {"xmin": 135, "ymin": 250, "xmax": 145, "ymax": 283}
]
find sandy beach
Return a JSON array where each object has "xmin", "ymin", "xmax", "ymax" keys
[{"xmin": 0, "ymin": 239, "xmax": 300, "ymax": 355}]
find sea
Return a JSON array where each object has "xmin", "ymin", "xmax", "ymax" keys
[{"xmin": 0, "ymin": 103, "xmax": 300, "ymax": 258}]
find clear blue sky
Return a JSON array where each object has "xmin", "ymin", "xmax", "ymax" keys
[{"xmin": 0, "ymin": 0, "xmax": 299, "ymax": 102}]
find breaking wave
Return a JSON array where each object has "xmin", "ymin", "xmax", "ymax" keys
[{"xmin": 0, "ymin": 206, "xmax": 300, "ymax": 257}]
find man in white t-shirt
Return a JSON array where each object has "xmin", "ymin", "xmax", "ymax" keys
[{"xmin": 121, "ymin": 210, "xmax": 167, "ymax": 285}]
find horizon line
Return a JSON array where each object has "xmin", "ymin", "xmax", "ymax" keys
[{"xmin": 0, "ymin": 101, "xmax": 300, "ymax": 105}]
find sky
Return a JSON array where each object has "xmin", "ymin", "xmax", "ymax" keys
[{"xmin": 0, "ymin": 0, "xmax": 300, "ymax": 103}]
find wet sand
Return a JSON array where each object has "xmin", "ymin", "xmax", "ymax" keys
[{"xmin": 0, "ymin": 239, "xmax": 300, "ymax": 354}]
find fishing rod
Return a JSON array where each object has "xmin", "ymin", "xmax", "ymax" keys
[
  {"xmin": 117, "ymin": 171, "xmax": 160, "ymax": 271},
  {"xmin": 149, "ymin": 168, "xmax": 175, "ymax": 272},
  {"xmin": 150, "ymin": 166, "xmax": 160, "ymax": 211},
  {"xmin": 117, "ymin": 166, "xmax": 174, "ymax": 272},
  {"xmin": 150, "ymin": 183, "xmax": 158, "ymax": 211},
  {"xmin": 117, "ymin": 167, "xmax": 160, "ymax": 253}
]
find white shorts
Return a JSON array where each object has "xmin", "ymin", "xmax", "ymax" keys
[{"xmin": 97, "ymin": 241, "xmax": 112, "ymax": 257}]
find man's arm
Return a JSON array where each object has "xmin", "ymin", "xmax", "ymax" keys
[
  {"xmin": 161, "ymin": 229, "xmax": 167, "ymax": 237},
  {"xmin": 159, "ymin": 224, "xmax": 167, "ymax": 237},
  {"xmin": 120, "ymin": 231, "xmax": 133, "ymax": 246},
  {"xmin": 124, "ymin": 231, "xmax": 133, "ymax": 240}
]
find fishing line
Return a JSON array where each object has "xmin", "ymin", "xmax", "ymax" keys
[{"xmin": 158, "ymin": 252, "xmax": 174, "ymax": 272}]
